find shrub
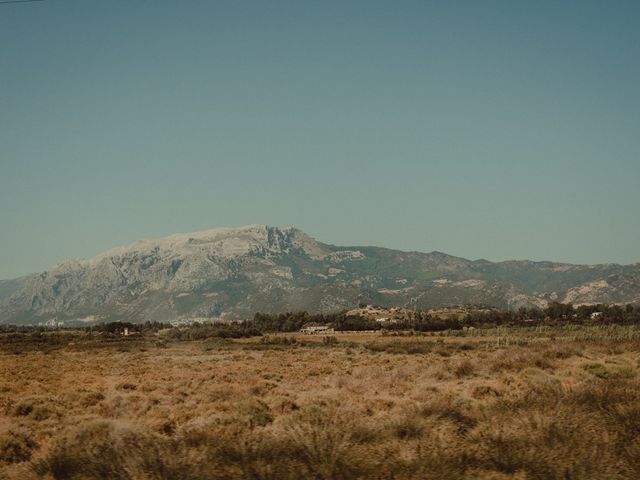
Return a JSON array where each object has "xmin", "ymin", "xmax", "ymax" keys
[
  {"xmin": 284, "ymin": 404, "xmax": 373, "ymax": 479},
  {"xmin": 453, "ymin": 359, "xmax": 476, "ymax": 378},
  {"xmin": 80, "ymin": 391, "xmax": 105, "ymax": 408},
  {"xmin": 12, "ymin": 397, "xmax": 56, "ymax": 421},
  {"xmin": 238, "ymin": 399, "xmax": 274, "ymax": 428},
  {"xmin": 32, "ymin": 420, "xmax": 171, "ymax": 480},
  {"xmin": 322, "ymin": 336, "xmax": 338, "ymax": 346},
  {"xmin": 115, "ymin": 382, "xmax": 137, "ymax": 392},
  {"xmin": 0, "ymin": 427, "xmax": 37, "ymax": 465},
  {"xmin": 390, "ymin": 414, "xmax": 424, "ymax": 440},
  {"xmin": 583, "ymin": 362, "xmax": 610, "ymax": 379}
]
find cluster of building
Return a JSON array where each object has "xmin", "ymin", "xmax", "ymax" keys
[{"xmin": 300, "ymin": 325, "xmax": 335, "ymax": 335}]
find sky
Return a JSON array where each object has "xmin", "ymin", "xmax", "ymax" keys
[{"xmin": 1, "ymin": 0, "xmax": 639, "ymax": 279}]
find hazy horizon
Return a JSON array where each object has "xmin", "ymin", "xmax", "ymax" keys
[{"xmin": 2, "ymin": 0, "xmax": 639, "ymax": 278}]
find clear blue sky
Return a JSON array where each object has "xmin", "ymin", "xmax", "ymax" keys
[{"xmin": 1, "ymin": 0, "xmax": 639, "ymax": 279}]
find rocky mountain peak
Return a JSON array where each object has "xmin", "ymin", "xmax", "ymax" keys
[
  {"xmin": 82, "ymin": 225, "xmax": 326, "ymax": 264},
  {"xmin": 1, "ymin": 225, "xmax": 638, "ymax": 325}
]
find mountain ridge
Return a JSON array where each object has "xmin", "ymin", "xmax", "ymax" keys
[{"xmin": 1, "ymin": 225, "xmax": 638, "ymax": 325}]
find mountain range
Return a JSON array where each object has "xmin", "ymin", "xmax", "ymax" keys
[{"xmin": 1, "ymin": 225, "xmax": 639, "ymax": 325}]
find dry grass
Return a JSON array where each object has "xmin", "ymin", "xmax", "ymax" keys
[{"xmin": 1, "ymin": 327, "xmax": 640, "ymax": 479}]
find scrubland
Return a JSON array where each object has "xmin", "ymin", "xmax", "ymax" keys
[{"xmin": 1, "ymin": 325, "xmax": 640, "ymax": 479}]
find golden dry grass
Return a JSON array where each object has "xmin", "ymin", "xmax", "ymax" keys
[{"xmin": 1, "ymin": 328, "xmax": 640, "ymax": 479}]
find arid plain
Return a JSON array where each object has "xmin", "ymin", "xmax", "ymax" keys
[{"xmin": 1, "ymin": 326, "xmax": 640, "ymax": 479}]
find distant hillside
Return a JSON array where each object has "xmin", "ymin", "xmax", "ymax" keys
[
  {"xmin": 0, "ymin": 277, "xmax": 27, "ymax": 302},
  {"xmin": 0, "ymin": 225, "xmax": 638, "ymax": 325}
]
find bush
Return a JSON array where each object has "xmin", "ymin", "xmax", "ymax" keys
[
  {"xmin": 0, "ymin": 427, "xmax": 37, "ymax": 465},
  {"xmin": 453, "ymin": 359, "xmax": 476, "ymax": 378},
  {"xmin": 32, "ymin": 420, "xmax": 170, "ymax": 480},
  {"xmin": 12, "ymin": 397, "xmax": 57, "ymax": 421}
]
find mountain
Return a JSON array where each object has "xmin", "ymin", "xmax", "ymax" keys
[
  {"xmin": 1, "ymin": 225, "xmax": 639, "ymax": 325},
  {"xmin": 0, "ymin": 277, "xmax": 27, "ymax": 302}
]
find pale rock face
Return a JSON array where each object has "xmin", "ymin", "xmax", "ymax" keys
[
  {"xmin": 452, "ymin": 279, "xmax": 485, "ymax": 289},
  {"xmin": 505, "ymin": 291, "xmax": 548, "ymax": 310},
  {"xmin": 563, "ymin": 280, "xmax": 612, "ymax": 305},
  {"xmin": 377, "ymin": 287, "xmax": 415, "ymax": 295},
  {"xmin": 324, "ymin": 251, "xmax": 365, "ymax": 263},
  {"xmin": 93, "ymin": 225, "xmax": 323, "ymax": 263},
  {"xmin": 1, "ymin": 225, "xmax": 639, "ymax": 325}
]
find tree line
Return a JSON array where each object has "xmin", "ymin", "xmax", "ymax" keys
[
  {"xmin": 1, "ymin": 303, "xmax": 639, "ymax": 337},
  {"xmin": 247, "ymin": 303, "xmax": 640, "ymax": 333}
]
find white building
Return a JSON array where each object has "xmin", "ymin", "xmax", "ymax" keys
[{"xmin": 300, "ymin": 326, "xmax": 334, "ymax": 335}]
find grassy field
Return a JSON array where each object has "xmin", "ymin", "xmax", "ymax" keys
[{"xmin": 1, "ymin": 326, "xmax": 640, "ymax": 479}]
